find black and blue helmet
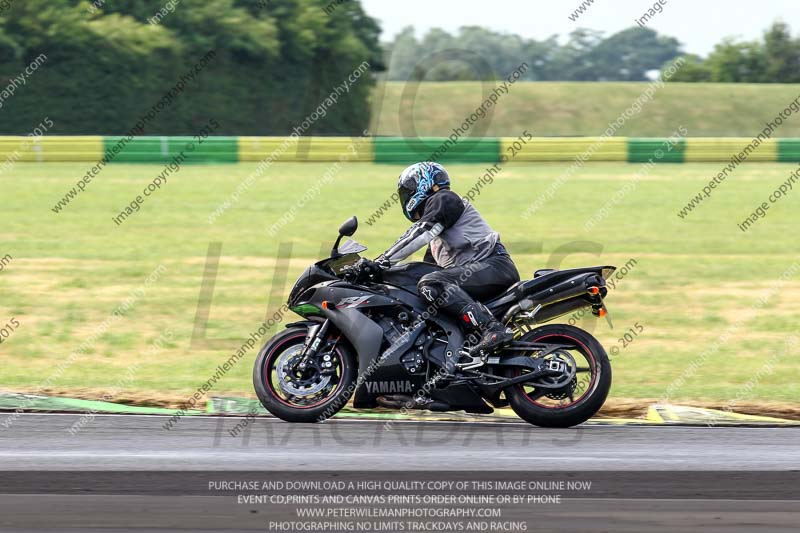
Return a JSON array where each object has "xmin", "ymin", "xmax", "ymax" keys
[{"xmin": 397, "ymin": 162, "xmax": 451, "ymax": 221}]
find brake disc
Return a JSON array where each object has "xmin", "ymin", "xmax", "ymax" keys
[{"xmin": 276, "ymin": 346, "xmax": 331, "ymax": 397}]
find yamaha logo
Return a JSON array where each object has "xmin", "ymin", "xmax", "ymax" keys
[{"xmin": 365, "ymin": 381, "xmax": 414, "ymax": 394}]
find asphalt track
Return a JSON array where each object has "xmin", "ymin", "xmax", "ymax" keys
[
  {"xmin": 0, "ymin": 414, "xmax": 799, "ymax": 532},
  {"xmin": 1, "ymin": 413, "xmax": 800, "ymax": 470}
]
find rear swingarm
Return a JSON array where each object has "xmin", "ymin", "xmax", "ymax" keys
[
  {"xmin": 471, "ymin": 358, "xmax": 577, "ymax": 397},
  {"xmin": 494, "ymin": 341, "xmax": 577, "ymax": 357}
]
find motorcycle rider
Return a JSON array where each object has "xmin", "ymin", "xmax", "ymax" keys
[{"xmin": 370, "ymin": 162, "xmax": 521, "ymax": 363}]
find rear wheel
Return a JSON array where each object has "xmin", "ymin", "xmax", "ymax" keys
[
  {"xmin": 504, "ymin": 324, "xmax": 611, "ymax": 428},
  {"xmin": 253, "ymin": 326, "xmax": 357, "ymax": 423}
]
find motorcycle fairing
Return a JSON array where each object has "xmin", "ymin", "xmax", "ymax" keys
[{"xmin": 309, "ymin": 281, "xmax": 486, "ymax": 410}]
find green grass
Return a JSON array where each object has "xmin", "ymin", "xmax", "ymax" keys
[
  {"xmin": 372, "ymin": 82, "xmax": 800, "ymax": 137},
  {"xmin": 1, "ymin": 160, "xmax": 799, "ymax": 405}
]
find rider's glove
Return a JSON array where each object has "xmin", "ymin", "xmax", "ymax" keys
[
  {"xmin": 373, "ymin": 256, "xmax": 391, "ymax": 269},
  {"xmin": 354, "ymin": 257, "xmax": 388, "ymax": 279}
]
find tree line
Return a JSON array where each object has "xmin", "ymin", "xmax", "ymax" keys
[
  {"xmin": 669, "ymin": 22, "xmax": 800, "ymax": 82},
  {"xmin": 0, "ymin": 0, "xmax": 382, "ymax": 135},
  {"xmin": 0, "ymin": 0, "xmax": 796, "ymax": 137},
  {"xmin": 384, "ymin": 22, "xmax": 800, "ymax": 84}
]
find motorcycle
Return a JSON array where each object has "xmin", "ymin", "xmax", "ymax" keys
[{"xmin": 253, "ymin": 216, "xmax": 615, "ymax": 428}]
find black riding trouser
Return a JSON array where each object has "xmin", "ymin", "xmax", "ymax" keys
[{"xmin": 417, "ymin": 251, "xmax": 520, "ymax": 317}]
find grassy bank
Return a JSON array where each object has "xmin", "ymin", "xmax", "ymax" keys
[{"xmin": 371, "ymin": 82, "xmax": 800, "ymax": 137}]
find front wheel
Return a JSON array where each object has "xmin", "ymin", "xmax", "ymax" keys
[
  {"xmin": 253, "ymin": 326, "xmax": 357, "ymax": 423},
  {"xmin": 504, "ymin": 324, "xmax": 611, "ymax": 428}
]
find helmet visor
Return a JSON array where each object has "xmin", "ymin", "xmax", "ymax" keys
[{"xmin": 398, "ymin": 184, "xmax": 416, "ymax": 220}]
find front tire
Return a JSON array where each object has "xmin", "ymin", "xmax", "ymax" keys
[
  {"xmin": 253, "ymin": 326, "xmax": 357, "ymax": 423},
  {"xmin": 505, "ymin": 324, "xmax": 611, "ymax": 428}
]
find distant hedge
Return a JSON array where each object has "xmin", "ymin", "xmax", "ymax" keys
[{"xmin": 0, "ymin": 0, "xmax": 381, "ymax": 135}]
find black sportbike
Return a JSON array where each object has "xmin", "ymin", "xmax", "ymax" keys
[{"xmin": 254, "ymin": 216, "xmax": 615, "ymax": 428}]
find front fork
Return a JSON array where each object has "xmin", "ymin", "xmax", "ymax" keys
[{"xmin": 293, "ymin": 319, "xmax": 331, "ymax": 373}]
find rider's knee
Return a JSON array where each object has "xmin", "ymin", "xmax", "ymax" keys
[{"xmin": 417, "ymin": 277, "xmax": 445, "ymax": 305}]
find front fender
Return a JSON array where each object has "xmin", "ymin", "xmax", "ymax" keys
[{"xmin": 284, "ymin": 319, "xmax": 325, "ymax": 329}]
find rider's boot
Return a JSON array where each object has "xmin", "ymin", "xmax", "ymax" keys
[{"xmin": 460, "ymin": 302, "xmax": 514, "ymax": 362}]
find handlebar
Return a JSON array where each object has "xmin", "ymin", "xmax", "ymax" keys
[{"xmin": 342, "ymin": 258, "xmax": 384, "ymax": 283}]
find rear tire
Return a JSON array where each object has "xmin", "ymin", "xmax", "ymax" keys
[
  {"xmin": 505, "ymin": 324, "xmax": 611, "ymax": 428},
  {"xmin": 253, "ymin": 326, "xmax": 357, "ymax": 423}
]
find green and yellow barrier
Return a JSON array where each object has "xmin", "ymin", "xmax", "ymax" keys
[
  {"xmin": 103, "ymin": 136, "xmax": 238, "ymax": 163},
  {"xmin": 239, "ymin": 136, "xmax": 372, "ymax": 162},
  {"xmin": 0, "ymin": 135, "xmax": 103, "ymax": 162},
  {"xmin": 501, "ymin": 137, "xmax": 627, "ymax": 162},
  {"xmin": 684, "ymin": 138, "xmax": 778, "ymax": 162},
  {"xmin": 374, "ymin": 137, "xmax": 500, "ymax": 164},
  {"xmin": 3, "ymin": 136, "xmax": 800, "ymax": 164},
  {"xmin": 778, "ymin": 139, "xmax": 800, "ymax": 162},
  {"xmin": 628, "ymin": 138, "xmax": 686, "ymax": 163}
]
